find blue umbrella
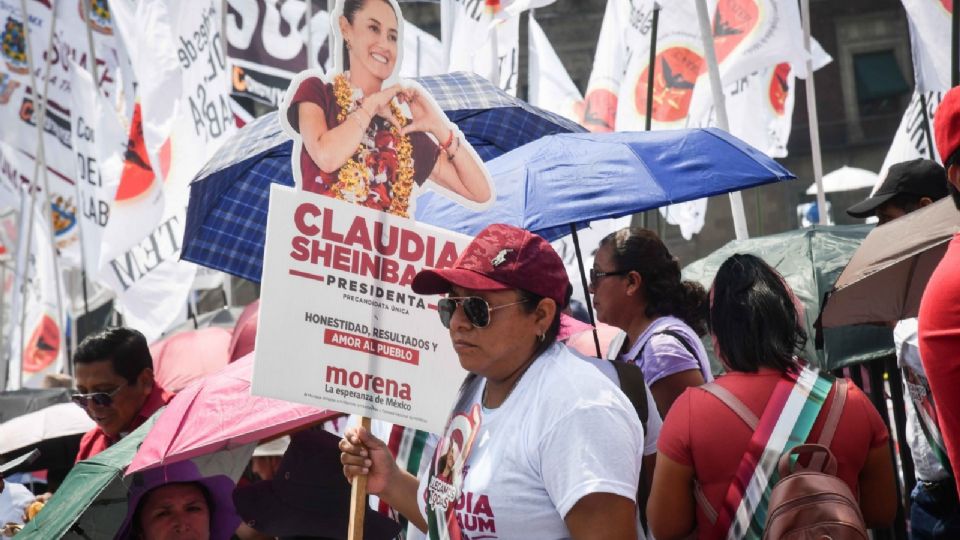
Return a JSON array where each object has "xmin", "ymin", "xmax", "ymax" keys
[
  {"xmin": 415, "ymin": 129, "xmax": 796, "ymax": 241},
  {"xmin": 182, "ymin": 72, "xmax": 584, "ymax": 283}
]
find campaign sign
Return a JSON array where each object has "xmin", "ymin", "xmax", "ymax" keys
[{"xmin": 253, "ymin": 187, "xmax": 473, "ymax": 432}]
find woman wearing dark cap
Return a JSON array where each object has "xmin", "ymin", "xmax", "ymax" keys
[
  {"xmin": 340, "ymin": 223, "xmax": 645, "ymax": 539},
  {"xmin": 590, "ymin": 228, "xmax": 712, "ymax": 417},
  {"xmin": 647, "ymin": 254, "xmax": 896, "ymax": 539}
]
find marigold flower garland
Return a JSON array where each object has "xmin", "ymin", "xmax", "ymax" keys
[{"xmin": 333, "ymin": 74, "xmax": 415, "ymax": 217}]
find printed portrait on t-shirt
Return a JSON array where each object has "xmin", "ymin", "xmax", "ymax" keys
[
  {"xmin": 279, "ymin": 0, "xmax": 494, "ymax": 219},
  {"xmin": 426, "ymin": 403, "xmax": 482, "ymax": 538}
]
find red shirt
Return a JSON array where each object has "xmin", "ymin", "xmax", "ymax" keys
[
  {"xmin": 75, "ymin": 384, "xmax": 173, "ymax": 462},
  {"xmin": 919, "ymin": 233, "xmax": 960, "ymax": 495},
  {"xmin": 658, "ymin": 369, "xmax": 888, "ymax": 538}
]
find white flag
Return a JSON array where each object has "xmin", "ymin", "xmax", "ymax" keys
[
  {"xmin": 528, "ymin": 15, "xmax": 582, "ymax": 123},
  {"xmin": 7, "ymin": 192, "xmax": 67, "ymax": 389},
  {"xmin": 401, "ymin": 21, "xmax": 444, "ymax": 78},
  {"xmin": 902, "ymin": 0, "xmax": 955, "ymax": 92},
  {"xmin": 70, "ymin": 61, "xmax": 126, "ymax": 283},
  {"xmin": 104, "ymin": 0, "xmax": 238, "ymax": 340},
  {"xmin": 878, "ymin": 91, "xmax": 943, "ymax": 183},
  {"xmin": 441, "ymin": 0, "xmax": 553, "ymax": 95}
]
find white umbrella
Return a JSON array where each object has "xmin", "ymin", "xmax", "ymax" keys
[
  {"xmin": 805, "ymin": 166, "xmax": 879, "ymax": 195},
  {"xmin": 0, "ymin": 402, "xmax": 94, "ymax": 455}
]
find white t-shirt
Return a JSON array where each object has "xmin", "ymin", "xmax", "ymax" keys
[
  {"xmin": 417, "ymin": 343, "xmax": 644, "ymax": 539},
  {"xmin": 0, "ymin": 481, "xmax": 33, "ymax": 526},
  {"xmin": 577, "ymin": 351, "xmax": 662, "ymax": 457},
  {"xmin": 895, "ymin": 318, "xmax": 950, "ymax": 482}
]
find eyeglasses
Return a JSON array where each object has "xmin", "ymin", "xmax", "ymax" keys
[
  {"xmin": 71, "ymin": 384, "xmax": 125, "ymax": 409},
  {"xmin": 437, "ymin": 296, "xmax": 527, "ymax": 329},
  {"xmin": 589, "ymin": 268, "xmax": 629, "ymax": 287}
]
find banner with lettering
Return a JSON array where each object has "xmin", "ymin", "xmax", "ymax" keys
[
  {"xmin": 70, "ymin": 60, "xmax": 125, "ymax": 282},
  {"xmin": 902, "ymin": 0, "xmax": 955, "ymax": 93},
  {"xmin": 255, "ymin": 0, "xmax": 495, "ymax": 432},
  {"xmin": 105, "ymin": 0, "xmax": 238, "ymax": 340}
]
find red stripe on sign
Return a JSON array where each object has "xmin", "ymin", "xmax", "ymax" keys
[
  {"xmin": 427, "ymin": 304, "xmax": 438, "ymax": 311},
  {"xmin": 289, "ymin": 269, "xmax": 325, "ymax": 282},
  {"xmin": 323, "ymin": 328, "xmax": 420, "ymax": 366}
]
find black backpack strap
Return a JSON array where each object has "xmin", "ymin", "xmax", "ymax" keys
[
  {"xmin": 610, "ymin": 360, "xmax": 649, "ymax": 431},
  {"xmin": 636, "ymin": 328, "xmax": 701, "ymax": 367},
  {"xmin": 610, "ymin": 359, "xmax": 651, "ymax": 533}
]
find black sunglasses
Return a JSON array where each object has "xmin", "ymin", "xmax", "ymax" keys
[
  {"xmin": 71, "ymin": 384, "xmax": 125, "ymax": 409},
  {"xmin": 437, "ymin": 296, "xmax": 527, "ymax": 329},
  {"xmin": 589, "ymin": 268, "xmax": 629, "ymax": 287}
]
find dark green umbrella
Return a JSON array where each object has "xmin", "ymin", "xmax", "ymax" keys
[
  {"xmin": 18, "ymin": 410, "xmax": 252, "ymax": 539},
  {"xmin": 682, "ymin": 225, "xmax": 894, "ymax": 371}
]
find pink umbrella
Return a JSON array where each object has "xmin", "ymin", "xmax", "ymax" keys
[
  {"xmin": 228, "ymin": 300, "xmax": 259, "ymax": 362},
  {"xmin": 128, "ymin": 353, "xmax": 340, "ymax": 474},
  {"xmin": 150, "ymin": 327, "xmax": 233, "ymax": 392}
]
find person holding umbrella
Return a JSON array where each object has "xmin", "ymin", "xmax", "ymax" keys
[
  {"xmin": 846, "ymin": 159, "xmax": 957, "ymax": 538},
  {"xmin": 286, "ymin": 0, "xmax": 492, "ymax": 218},
  {"xmin": 340, "ymin": 224, "xmax": 645, "ymax": 539},
  {"xmin": 589, "ymin": 228, "xmax": 712, "ymax": 417},
  {"xmin": 920, "ymin": 86, "xmax": 960, "ymax": 500}
]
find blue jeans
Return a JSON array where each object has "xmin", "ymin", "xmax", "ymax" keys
[{"xmin": 911, "ymin": 481, "xmax": 960, "ymax": 539}]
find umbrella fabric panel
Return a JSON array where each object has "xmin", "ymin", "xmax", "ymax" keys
[
  {"xmin": 0, "ymin": 403, "xmax": 94, "ymax": 455},
  {"xmin": 821, "ymin": 198, "xmax": 960, "ymax": 327},
  {"xmin": 191, "ymin": 112, "xmax": 288, "ymax": 182},
  {"xmin": 150, "ymin": 327, "xmax": 234, "ymax": 393},
  {"xmin": 128, "ymin": 354, "xmax": 339, "ymax": 474},
  {"xmin": 416, "ymin": 129, "xmax": 795, "ymax": 242},
  {"xmin": 682, "ymin": 226, "xmax": 894, "ymax": 371},
  {"xmin": 0, "ymin": 389, "xmax": 71, "ymax": 423},
  {"xmin": 182, "ymin": 141, "xmax": 295, "ymax": 283}
]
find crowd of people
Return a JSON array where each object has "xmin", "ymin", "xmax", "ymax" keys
[{"xmin": 3, "ymin": 38, "xmax": 960, "ymax": 540}]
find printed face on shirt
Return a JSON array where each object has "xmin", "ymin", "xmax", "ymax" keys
[
  {"xmin": 589, "ymin": 244, "xmax": 631, "ymax": 327},
  {"xmin": 339, "ymin": 0, "xmax": 400, "ymax": 82},
  {"xmin": 74, "ymin": 359, "xmax": 153, "ymax": 438},
  {"xmin": 137, "ymin": 483, "xmax": 211, "ymax": 540},
  {"xmin": 446, "ymin": 286, "xmax": 540, "ymax": 379}
]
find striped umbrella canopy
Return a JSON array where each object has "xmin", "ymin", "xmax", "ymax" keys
[{"xmin": 182, "ymin": 72, "xmax": 584, "ymax": 282}]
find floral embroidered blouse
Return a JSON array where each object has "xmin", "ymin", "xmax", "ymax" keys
[{"xmin": 287, "ymin": 77, "xmax": 440, "ymax": 214}]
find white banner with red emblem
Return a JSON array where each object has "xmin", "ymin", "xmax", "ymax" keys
[
  {"xmin": 254, "ymin": 187, "xmax": 471, "ymax": 433},
  {"xmin": 527, "ymin": 15, "xmax": 582, "ymax": 123}
]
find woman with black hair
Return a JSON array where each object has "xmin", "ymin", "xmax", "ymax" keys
[
  {"xmin": 647, "ymin": 254, "xmax": 896, "ymax": 540},
  {"xmin": 287, "ymin": 0, "xmax": 491, "ymax": 217},
  {"xmin": 590, "ymin": 227, "xmax": 711, "ymax": 416}
]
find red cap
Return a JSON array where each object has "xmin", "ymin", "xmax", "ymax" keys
[
  {"xmin": 412, "ymin": 224, "xmax": 570, "ymax": 307},
  {"xmin": 935, "ymin": 86, "xmax": 960, "ymax": 164}
]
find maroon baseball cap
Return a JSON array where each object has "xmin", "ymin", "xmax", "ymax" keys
[
  {"xmin": 935, "ymin": 86, "xmax": 960, "ymax": 164},
  {"xmin": 412, "ymin": 224, "xmax": 570, "ymax": 307}
]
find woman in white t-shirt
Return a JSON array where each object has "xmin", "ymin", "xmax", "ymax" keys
[
  {"xmin": 340, "ymin": 224, "xmax": 645, "ymax": 540},
  {"xmin": 590, "ymin": 228, "xmax": 712, "ymax": 418}
]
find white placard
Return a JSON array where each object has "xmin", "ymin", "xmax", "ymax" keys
[{"xmin": 253, "ymin": 186, "xmax": 472, "ymax": 433}]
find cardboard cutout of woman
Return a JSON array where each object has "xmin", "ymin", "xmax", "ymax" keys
[{"xmin": 280, "ymin": 0, "xmax": 494, "ymax": 218}]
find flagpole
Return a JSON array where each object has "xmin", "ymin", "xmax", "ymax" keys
[
  {"xmin": 799, "ymin": 0, "xmax": 827, "ymax": 225},
  {"xmin": 641, "ymin": 3, "xmax": 660, "ymax": 230},
  {"xmin": 0, "ymin": 260, "xmax": 8, "ymax": 390},
  {"xmin": 16, "ymin": 0, "xmax": 62, "ymax": 387},
  {"xmin": 644, "ymin": 3, "xmax": 660, "ymax": 132},
  {"xmin": 694, "ymin": 0, "xmax": 749, "ymax": 240}
]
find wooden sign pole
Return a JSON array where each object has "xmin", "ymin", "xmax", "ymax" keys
[{"xmin": 348, "ymin": 416, "xmax": 373, "ymax": 540}]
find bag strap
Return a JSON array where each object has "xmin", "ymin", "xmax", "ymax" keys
[
  {"xmin": 610, "ymin": 360, "xmax": 651, "ymax": 533},
  {"xmin": 694, "ymin": 376, "xmax": 846, "ymax": 525},
  {"xmin": 611, "ymin": 360, "xmax": 649, "ymax": 431},
  {"xmin": 638, "ymin": 328, "xmax": 700, "ymax": 363}
]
